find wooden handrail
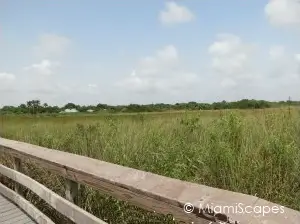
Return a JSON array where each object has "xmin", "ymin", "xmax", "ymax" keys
[
  {"xmin": 0, "ymin": 183, "xmax": 55, "ymax": 224},
  {"xmin": 1, "ymin": 137, "xmax": 300, "ymax": 224},
  {"xmin": 0, "ymin": 165, "xmax": 107, "ymax": 224}
]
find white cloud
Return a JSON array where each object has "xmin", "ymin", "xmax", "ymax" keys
[
  {"xmin": 0, "ymin": 73, "xmax": 16, "ymax": 97},
  {"xmin": 86, "ymin": 83, "xmax": 100, "ymax": 95},
  {"xmin": 296, "ymin": 54, "xmax": 300, "ymax": 75},
  {"xmin": 34, "ymin": 33, "xmax": 71, "ymax": 58},
  {"xmin": 156, "ymin": 44, "xmax": 178, "ymax": 61},
  {"xmin": 117, "ymin": 45, "xmax": 199, "ymax": 94},
  {"xmin": 220, "ymin": 78, "xmax": 237, "ymax": 88},
  {"xmin": 116, "ymin": 74, "xmax": 159, "ymax": 93},
  {"xmin": 267, "ymin": 46, "xmax": 300, "ymax": 79},
  {"xmin": 269, "ymin": 45, "xmax": 286, "ymax": 59},
  {"xmin": 24, "ymin": 80, "xmax": 99, "ymax": 101},
  {"xmin": 206, "ymin": 34, "xmax": 300, "ymax": 100},
  {"xmin": 24, "ymin": 59, "xmax": 60, "ymax": 76},
  {"xmin": 159, "ymin": 2, "xmax": 195, "ymax": 25},
  {"xmin": 88, "ymin": 84, "xmax": 98, "ymax": 88},
  {"xmin": 268, "ymin": 47, "xmax": 289, "ymax": 78},
  {"xmin": 265, "ymin": 0, "xmax": 300, "ymax": 27},
  {"xmin": 267, "ymin": 45, "xmax": 297, "ymax": 78},
  {"xmin": 0, "ymin": 72, "xmax": 16, "ymax": 81},
  {"xmin": 295, "ymin": 54, "xmax": 300, "ymax": 62},
  {"xmin": 208, "ymin": 34, "xmax": 257, "ymax": 83},
  {"xmin": 138, "ymin": 45, "xmax": 178, "ymax": 75}
]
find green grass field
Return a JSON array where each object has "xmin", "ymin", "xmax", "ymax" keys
[{"xmin": 1, "ymin": 108, "xmax": 300, "ymax": 223}]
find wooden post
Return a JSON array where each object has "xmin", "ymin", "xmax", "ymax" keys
[
  {"xmin": 13, "ymin": 157, "xmax": 22, "ymax": 195},
  {"xmin": 65, "ymin": 179, "xmax": 78, "ymax": 204}
]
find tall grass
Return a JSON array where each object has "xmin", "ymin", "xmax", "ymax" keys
[{"xmin": 1, "ymin": 108, "xmax": 300, "ymax": 223}]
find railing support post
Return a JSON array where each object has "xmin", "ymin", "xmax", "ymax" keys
[
  {"xmin": 65, "ymin": 178, "xmax": 78, "ymax": 204},
  {"xmin": 13, "ymin": 157, "xmax": 22, "ymax": 195}
]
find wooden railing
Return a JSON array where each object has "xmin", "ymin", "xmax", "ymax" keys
[{"xmin": 0, "ymin": 137, "xmax": 300, "ymax": 224}]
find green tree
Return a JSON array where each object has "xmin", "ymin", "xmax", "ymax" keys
[{"xmin": 26, "ymin": 100, "xmax": 41, "ymax": 114}]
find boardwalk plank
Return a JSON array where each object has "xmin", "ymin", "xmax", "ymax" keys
[
  {"xmin": 1, "ymin": 213, "xmax": 30, "ymax": 224},
  {"xmin": 0, "ymin": 203, "xmax": 18, "ymax": 213},
  {"xmin": 0, "ymin": 211, "xmax": 25, "ymax": 222},
  {"xmin": 0, "ymin": 194, "xmax": 35, "ymax": 224},
  {"xmin": 15, "ymin": 218, "xmax": 36, "ymax": 224},
  {"xmin": 0, "ymin": 208, "xmax": 23, "ymax": 221},
  {"xmin": 0, "ymin": 207, "xmax": 20, "ymax": 217}
]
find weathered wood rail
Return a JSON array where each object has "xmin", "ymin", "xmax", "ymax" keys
[{"xmin": 0, "ymin": 137, "xmax": 300, "ymax": 224}]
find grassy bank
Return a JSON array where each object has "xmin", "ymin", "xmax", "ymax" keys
[{"xmin": 1, "ymin": 108, "xmax": 300, "ymax": 223}]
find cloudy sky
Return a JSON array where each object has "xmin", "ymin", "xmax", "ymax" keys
[{"xmin": 0, "ymin": 0, "xmax": 300, "ymax": 106}]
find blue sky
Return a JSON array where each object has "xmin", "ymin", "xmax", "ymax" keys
[{"xmin": 0, "ymin": 0, "xmax": 300, "ymax": 106}]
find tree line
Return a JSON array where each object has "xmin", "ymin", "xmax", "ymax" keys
[{"xmin": 0, "ymin": 99, "xmax": 299, "ymax": 115}]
